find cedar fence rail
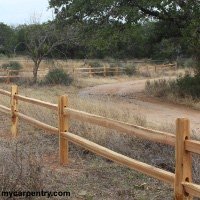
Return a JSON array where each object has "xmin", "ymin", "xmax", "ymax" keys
[{"xmin": 0, "ymin": 85, "xmax": 200, "ymax": 199}]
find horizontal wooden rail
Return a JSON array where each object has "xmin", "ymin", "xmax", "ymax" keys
[
  {"xmin": 62, "ymin": 131, "xmax": 175, "ymax": 185},
  {"xmin": 0, "ymin": 89, "xmax": 11, "ymax": 97},
  {"xmin": 0, "ymin": 105, "xmax": 10, "ymax": 115},
  {"xmin": 19, "ymin": 69, "xmax": 48, "ymax": 72},
  {"xmin": 106, "ymin": 70, "xmax": 123, "ymax": 73},
  {"xmin": 16, "ymin": 112, "xmax": 58, "ymax": 133},
  {"xmin": 0, "ymin": 69, "xmax": 48, "ymax": 72},
  {"xmin": 75, "ymin": 67, "xmax": 121, "ymax": 70},
  {"xmin": 0, "ymin": 69, "xmax": 20, "ymax": 72},
  {"xmin": 15, "ymin": 95, "xmax": 58, "ymax": 111},
  {"xmin": 182, "ymin": 182, "xmax": 200, "ymax": 198},
  {"xmin": 76, "ymin": 67, "xmax": 125, "ymax": 72},
  {"xmin": 77, "ymin": 71, "xmax": 123, "ymax": 74},
  {"xmin": 0, "ymin": 76, "xmax": 20, "ymax": 78},
  {"xmin": 66, "ymin": 108, "xmax": 176, "ymax": 146},
  {"xmin": 75, "ymin": 67, "xmax": 124, "ymax": 71},
  {"xmin": 156, "ymin": 64, "xmax": 176, "ymax": 68},
  {"xmin": 74, "ymin": 71, "xmax": 104, "ymax": 75},
  {"xmin": 185, "ymin": 140, "xmax": 200, "ymax": 155},
  {"xmin": 75, "ymin": 67, "xmax": 106, "ymax": 70}
]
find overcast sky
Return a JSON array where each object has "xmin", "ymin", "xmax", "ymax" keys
[{"xmin": 0, "ymin": 0, "xmax": 54, "ymax": 25}]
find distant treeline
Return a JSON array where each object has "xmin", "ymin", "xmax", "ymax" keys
[
  {"xmin": 0, "ymin": 21, "xmax": 194, "ymax": 60},
  {"xmin": 0, "ymin": 0, "xmax": 199, "ymax": 63}
]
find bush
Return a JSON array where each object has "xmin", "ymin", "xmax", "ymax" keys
[
  {"xmin": 107, "ymin": 63, "xmax": 120, "ymax": 76},
  {"xmin": 177, "ymin": 58, "xmax": 196, "ymax": 69},
  {"xmin": 184, "ymin": 58, "xmax": 196, "ymax": 68},
  {"xmin": 145, "ymin": 79, "xmax": 177, "ymax": 97},
  {"xmin": 0, "ymin": 53, "xmax": 8, "ymax": 58},
  {"xmin": 88, "ymin": 61, "xmax": 103, "ymax": 68},
  {"xmin": 124, "ymin": 64, "xmax": 137, "ymax": 76},
  {"xmin": 176, "ymin": 74, "xmax": 200, "ymax": 99},
  {"xmin": 87, "ymin": 61, "xmax": 104, "ymax": 76},
  {"xmin": 1, "ymin": 61, "xmax": 22, "ymax": 75},
  {"xmin": 44, "ymin": 68, "xmax": 73, "ymax": 85},
  {"xmin": 145, "ymin": 74, "xmax": 200, "ymax": 100}
]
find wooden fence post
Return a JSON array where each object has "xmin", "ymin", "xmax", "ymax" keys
[
  {"xmin": 175, "ymin": 61, "xmax": 178, "ymax": 73},
  {"xmin": 89, "ymin": 65, "xmax": 92, "ymax": 78},
  {"xmin": 104, "ymin": 65, "xmax": 106, "ymax": 77},
  {"xmin": 73, "ymin": 67, "xmax": 75, "ymax": 77},
  {"xmin": 6, "ymin": 70, "xmax": 10, "ymax": 84},
  {"xmin": 174, "ymin": 118, "xmax": 193, "ymax": 200},
  {"xmin": 154, "ymin": 65, "xmax": 157, "ymax": 73},
  {"xmin": 115, "ymin": 66, "xmax": 119, "ymax": 76},
  {"xmin": 58, "ymin": 95, "xmax": 69, "ymax": 165},
  {"xmin": 11, "ymin": 85, "xmax": 18, "ymax": 137}
]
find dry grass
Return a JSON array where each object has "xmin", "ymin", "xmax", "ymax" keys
[
  {"xmin": 0, "ymin": 83, "xmax": 199, "ymax": 199},
  {"xmin": 0, "ymin": 56, "xmax": 189, "ymax": 81},
  {"xmin": 145, "ymin": 78, "xmax": 200, "ymax": 110}
]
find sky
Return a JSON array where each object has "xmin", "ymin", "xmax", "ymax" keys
[{"xmin": 0, "ymin": 0, "xmax": 54, "ymax": 25}]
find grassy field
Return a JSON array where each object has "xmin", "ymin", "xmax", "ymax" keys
[
  {"xmin": 0, "ymin": 56, "xmax": 186, "ymax": 78},
  {"xmin": 0, "ymin": 57, "xmax": 199, "ymax": 199},
  {"xmin": 0, "ymin": 81, "xmax": 200, "ymax": 200},
  {"xmin": 0, "ymin": 85, "xmax": 172, "ymax": 200}
]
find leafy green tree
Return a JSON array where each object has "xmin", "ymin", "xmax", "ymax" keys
[
  {"xmin": 14, "ymin": 25, "xmax": 27, "ymax": 54},
  {"xmin": 183, "ymin": 17, "xmax": 200, "ymax": 74},
  {"xmin": 86, "ymin": 23, "xmax": 151, "ymax": 58},
  {"xmin": 49, "ymin": 0, "xmax": 199, "ymax": 70},
  {"xmin": 22, "ymin": 22, "xmax": 69, "ymax": 83},
  {"xmin": 0, "ymin": 23, "xmax": 16, "ymax": 55},
  {"xmin": 49, "ymin": 0, "xmax": 199, "ymax": 28}
]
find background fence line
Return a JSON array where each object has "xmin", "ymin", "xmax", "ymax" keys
[{"xmin": 0, "ymin": 61, "xmax": 177, "ymax": 83}]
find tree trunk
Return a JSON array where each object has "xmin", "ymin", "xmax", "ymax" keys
[{"xmin": 33, "ymin": 63, "xmax": 39, "ymax": 84}]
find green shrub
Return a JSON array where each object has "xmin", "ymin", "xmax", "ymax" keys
[
  {"xmin": 177, "ymin": 58, "xmax": 196, "ymax": 69},
  {"xmin": 145, "ymin": 79, "xmax": 177, "ymax": 97},
  {"xmin": 1, "ymin": 61, "xmax": 22, "ymax": 75},
  {"xmin": 124, "ymin": 64, "xmax": 137, "ymax": 76},
  {"xmin": 110, "ymin": 62, "xmax": 124, "ymax": 68},
  {"xmin": 145, "ymin": 75, "xmax": 200, "ymax": 100},
  {"xmin": 176, "ymin": 74, "xmax": 200, "ymax": 99},
  {"xmin": 184, "ymin": 58, "xmax": 196, "ymax": 68},
  {"xmin": 0, "ymin": 53, "xmax": 8, "ymax": 58},
  {"xmin": 88, "ymin": 61, "xmax": 103, "ymax": 68},
  {"xmin": 44, "ymin": 68, "xmax": 73, "ymax": 85},
  {"xmin": 87, "ymin": 61, "xmax": 104, "ymax": 76},
  {"xmin": 106, "ymin": 63, "xmax": 116, "ymax": 76}
]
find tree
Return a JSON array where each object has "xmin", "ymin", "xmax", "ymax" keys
[
  {"xmin": 183, "ymin": 16, "xmax": 200, "ymax": 75},
  {"xmin": 22, "ymin": 22, "xmax": 67, "ymax": 83},
  {"xmin": 79, "ymin": 22, "xmax": 151, "ymax": 58},
  {"xmin": 49, "ymin": 0, "xmax": 200, "ymax": 70},
  {"xmin": 0, "ymin": 23, "xmax": 16, "ymax": 55},
  {"xmin": 49, "ymin": 0, "xmax": 199, "ymax": 29}
]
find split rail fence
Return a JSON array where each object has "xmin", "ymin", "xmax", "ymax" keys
[
  {"xmin": 0, "ymin": 69, "xmax": 49, "ymax": 83},
  {"xmin": 0, "ymin": 85, "xmax": 200, "ymax": 199},
  {"xmin": 73, "ymin": 65, "xmax": 123, "ymax": 77},
  {"xmin": 0, "ymin": 62, "xmax": 177, "ymax": 82},
  {"xmin": 73, "ymin": 63, "xmax": 177, "ymax": 77}
]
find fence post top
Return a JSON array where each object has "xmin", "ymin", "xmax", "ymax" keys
[
  {"xmin": 59, "ymin": 95, "xmax": 68, "ymax": 99},
  {"xmin": 176, "ymin": 118, "xmax": 189, "ymax": 122},
  {"xmin": 11, "ymin": 84, "xmax": 18, "ymax": 87}
]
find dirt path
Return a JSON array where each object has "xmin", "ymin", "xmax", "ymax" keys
[
  {"xmin": 80, "ymin": 79, "xmax": 149, "ymax": 96},
  {"xmin": 80, "ymin": 78, "xmax": 200, "ymax": 135}
]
